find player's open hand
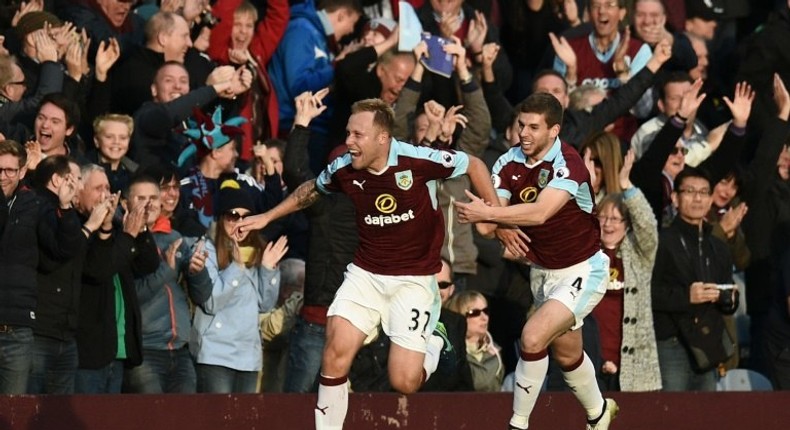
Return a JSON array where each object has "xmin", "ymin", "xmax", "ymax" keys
[
  {"xmin": 454, "ymin": 189, "xmax": 492, "ymax": 223},
  {"xmin": 496, "ymin": 226, "xmax": 531, "ymax": 259}
]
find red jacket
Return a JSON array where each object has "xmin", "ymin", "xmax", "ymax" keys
[{"xmin": 207, "ymin": 0, "xmax": 290, "ymax": 161}]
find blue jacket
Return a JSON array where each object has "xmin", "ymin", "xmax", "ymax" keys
[
  {"xmin": 134, "ymin": 224, "xmax": 212, "ymax": 351},
  {"xmin": 268, "ymin": 0, "xmax": 335, "ymax": 135},
  {"xmin": 190, "ymin": 239, "xmax": 280, "ymax": 371}
]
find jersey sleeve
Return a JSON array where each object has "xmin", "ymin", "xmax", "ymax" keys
[
  {"xmin": 398, "ymin": 142, "xmax": 470, "ymax": 180},
  {"xmin": 547, "ymin": 151, "xmax": 589, "ymax": 197},
  {"xmin": 491, "ymin": 153, "xmax": 513, "ymax": 200},
  {"xmin": 315, "ymin": 153, "xmax": 351, "ymax": 195}
]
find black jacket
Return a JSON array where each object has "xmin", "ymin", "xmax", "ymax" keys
[
  {"xmin": 282, "ymin": 125, "xmax": 357, "ymax": 309},
  {"xmin": 34, "ymin": 188, "xmax": 89, "ymax": 341},
  {"xmin": 131, "ymin": 86, "xmax": 218, "ymax": 168},
  {"xmin": 652, "ymin": 217, "xmax": 736, "ymax": 341},
  {"xmin": 0, "ymin": 186, "xmax": 81, "ymax": 327},
  {"xmin": 77, "ymin": 228, "xmax": 160, "ymax": 369},
  {"xmin": 483, "ymin": 63, "xmax": 659, "ymax": 148}
]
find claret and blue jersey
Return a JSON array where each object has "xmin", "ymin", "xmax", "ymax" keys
[
  {"xmin": 492, "ymin": 137, "xmax": 601, "ymax": 269},
  {"xmin": 316, "ymin": 139, "xmax": 469, "ymax": 277}
]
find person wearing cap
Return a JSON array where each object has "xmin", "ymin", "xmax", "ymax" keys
[
  {"xmin": 684, "ymin": 0, "xmax": 723, "ymax": 41},
  {"xmin": 123, "ymin": 173, "xmax": 212, "ymax": 393},
  {"xmin": 178, "ymin": 105, "xmax": 283, "ymax": 230},
  {"xmin": 189, "ymin": 178, "xmax": 286, "ymax": 393},
  {"xmin": 205, "ymin": 0, "xmax": 290, "ymax": 164}
]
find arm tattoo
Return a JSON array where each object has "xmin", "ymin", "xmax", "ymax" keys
[{"xmin": 294, "ymin": 180, "xmax": 320, "ymax": 209}]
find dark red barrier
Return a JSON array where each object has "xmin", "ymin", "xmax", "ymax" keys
[{"xmin": 2, "ymin": 392, "xmax": 789, "ymax": 429}]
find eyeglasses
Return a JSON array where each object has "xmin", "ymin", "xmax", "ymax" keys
[
  {"xmin": 597, "ymin": 215, "xmax": 625, "ymax": 224},
  {"xmin": 0, "ymin": 167, "xmax": 20, "ymax": 178},
  {"xmin": 672, "ymin": 146, "xmax": 690, "ymax": 156},
  {"xmin": 466, "ymin": 307, "xmax": 490, "ymax": 318},
  {"xmin": 677, "ymin": 188, "xmax": 712, "ymax": 198},
  {"xmin": 438, "ymin": 281, "xmax": 454, "ymax": 290},
  {"xmin": 223, "ymin": 209, "xmax": 249, "ymax": 222},
  {"xmin": 590, "ymin": 1, "xmax": 620, "ymax": 12}
]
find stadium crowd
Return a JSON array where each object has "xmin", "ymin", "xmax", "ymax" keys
[{"xmin": 0, "ymin": 0, "xmax": 788, "ymax": 401}]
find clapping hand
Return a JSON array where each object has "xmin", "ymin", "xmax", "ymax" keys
[
  {"xmin": 773, "ymin": 73, "xmax": 790, "ymax": 121},
  {"xmin": 723, "ymin": 81, "xmax": 755, "ymax": 128},
  {"xmin": 57, "ymin": 171, "xmax": 78, "ymax": 209},
  {"xmin": 188, "ymin": 239, "xmax": 208, "ymax": 274},
  {"xmin": 465, "ymin": 10, "xmax": 487, "ymax": 56},
  {"xmin": 719, "ymin": 202, "xmax": 748, "ymax": 239},
  {"xmin": 95, "ymin": 38, "xmax": 121, "ymax": 82},
  {"xmin": 24, "ymin": 141, "xmax": 43, "ymax": 171},
  {"xmin": 677, "ymin": 78, "xmax": 706, "ymax": 121},
  {"xmin": 122, "ymin": 203, "xmax": 147, "ymax": 238},
  {"xmin": 619, "ymin": 149, "xmax": 635, "ymax": 191},
  {"xmin": 440, "ymin": 105, "xmax": 468, "ymax": 144},
  {"xmin": 583, "ymin": 148, "xmax": 597, "ymax": 190},
  {"xmin": 165, "ymin": 238, "xmax": 183, "ymax": 271},
  {"xmin": 261, "ymin": 236, "xmax": 289, "ymax": 270}
]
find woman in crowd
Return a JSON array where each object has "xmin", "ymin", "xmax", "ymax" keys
[
  {"xmin": 591, "ymin": 150, "xmax": 662, "ymax": 391},
  {"xmin": 446, "ymin": 290, "xmax": 504, "ymax": 392},
  {"xmin": 580, "ymin": 131, "xmax": 624, "ymax": 204},
  {"xmin": 190, "ymin": 179, "xmax": 287, "ymax": 393}
]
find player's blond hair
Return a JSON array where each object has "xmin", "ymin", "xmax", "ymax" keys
[{"xmin": 351, "ymin": 98, "xmax": 394, "ymax": 136}]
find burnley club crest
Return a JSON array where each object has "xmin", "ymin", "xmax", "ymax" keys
[{"xmin": 395, "ymin": 170, "xmax": 413, "ymax": 190}]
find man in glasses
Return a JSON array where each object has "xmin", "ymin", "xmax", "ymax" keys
[
  {"xmin": 0, "ymin": 140, "xmax": 82, "ymax": 394},
  {"xmin": 651, "ymin": 166, "xmax": 739, "ymax": 390}
]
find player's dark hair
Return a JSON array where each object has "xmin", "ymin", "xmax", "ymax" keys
[{"xmin": 520, "ymin": 92, "xmax": 564, "ymax": 128}]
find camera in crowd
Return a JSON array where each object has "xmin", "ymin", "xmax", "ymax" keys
[
  {"xmin": 716, "ymin": 284, "xmax": 738, "ymax": 311},
  {"xmin": 197, "ymin": 9, "xmax": 220, "ymax": 29}
]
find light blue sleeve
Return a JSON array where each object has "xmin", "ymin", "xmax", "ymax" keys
[
  {"xmin": 257, "ymin": 266, "xmax": 281, "ymax": 313},
  {"xmin": 628, "ymin": 43, "xmax": 653, "ymax": 77},
  {"xmin": 315, "ymin": 154, "xmax": 352, "ymax": 195},
  {"xmin": 553, "ymin": 55, "xmax": 568, "ymax": 78}
]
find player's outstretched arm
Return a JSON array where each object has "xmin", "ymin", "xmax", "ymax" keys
[
  {"xmin": 465, "ymin": 155, "xmax": 500, "ymax": 236},
  {"xmin": 455, "ymin": 187, "xmax": 570, "ymax": 226},
  {"xmin": 235, "ymin": 179, "xmax": 320, "ymax": 234}
]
